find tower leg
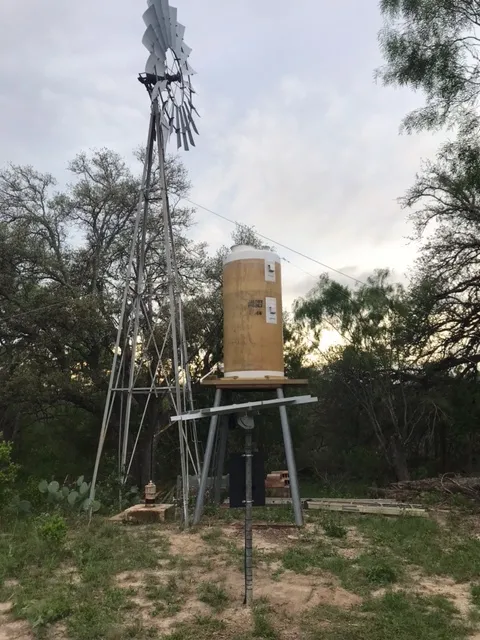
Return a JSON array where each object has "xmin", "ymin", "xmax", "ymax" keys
[
  {"xmin": 193, "ymin": 388, "xmax": 222, "ymax": 524},
  {"xmin": 277, "ymin": 387, "xmax": 304, "ymax": 526},
  {"xmin": 214, "ymin": 416, "xmax": 228, "ymax": 505}
]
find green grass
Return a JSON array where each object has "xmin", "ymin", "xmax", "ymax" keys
[
  {"xmin": 252, "ymin": 600, "xmax": 279, "ymax": 639},
  {"xmin": 161, "ymin": 615, "xmax": 227, "ymax": 640},
  {"xmin": 200, "ymin": 527, "xmax": 223, "ymax": 543},
  {"xmin": 145, "ymin": 575, "xmax": 183, "ymax": 616},
  {"xmin": 2, "ymin": 505, "xmax": 480, "ymax": 640},
  {"xmin": 280, "ymin": 538, "xmax": 402, "ymax": 594},
  {"xmin": 471, "ymin": 584, "xmax": 480, "ymax": 609},
  {"xmin": 0, "ymin": 517, "xmax": 171, "ymax": 639},
  {"xmin": 321, "ymin": 516, "xmax": 348, "ymax": 539},
  {"xmin": 354, "ymin": 515, "xmax": 480, "ymax": 581},
  {"xmin": 197, "ymin": 581, "xmax": 229, "ymax": 612},
  {"xmin": 204, "ymin": 505, "xmax": 297, "ymax": 524},
  {"xmin": 304, "ymin": 591, "xmax": 471, "ymax": 640}
]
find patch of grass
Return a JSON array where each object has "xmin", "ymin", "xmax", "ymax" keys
[
  {"xmin": 200, "ymin": 527, "xmax": 223, "ymax": 543},
  {"xmin": 471, "ymin": 584, "xmax": 480, "ymax": 608},
  {"xmin": 197, "ymin": 581, "xmax": 229, "ymax": 612},
  {"xmin": 281, "ymin": 540, "xmax": 335, "ymax": 573},
  {"xmin": 14, "ymin": 582, "xmax": 75, "ymax": 632},
  {"xmin": 252, "ymin": 600, "xmax": 279, "ymax": 639},
  {"xmin": 162, "ymin": 615, "xmax": 227, "ymax": 640},
  {"xmin": 281, "ymin": 540, "xmax": 401, "ymax": 595},
  {"xmin": 206, "ymin": 505, "xmax": 296, "ymax": 524},
  {"xmin": 322, "ymin": 516, "xmax": 348, "ymax": 539},
  {"xmin": 115, "ymin": 622, "xmax": 158, "ymax": 638},
  {"xmin": 304, "ymin": 591, "xmax": 471, "ymax": 640},
  {"xmin": 271, "ymin": 566, "xmax": 284, "ymax": 581},
  {"xmin": 72, "ymin": 521, "xmax": 166, "ymax": 585},
  {"xmin": 0, "ymin": 517, "xmax": 172, "ymax": 639},
  {"xmin": 355, "ymin": 515, "xmax": 480, "ymax": 582},
  {"xmin": 66, "ymin": 586, "xmax": 129, "ymax": 640},
  {"xmin": 166, "ymin": 553, "xmax": 194, "ymax": 571},
  {"xmin": 357, "ymin": 553, "xmax": 400, "ymax": 587},
  {"xmin": 146, "ymin": 575, "xmax": 183, "ymax": 616}
]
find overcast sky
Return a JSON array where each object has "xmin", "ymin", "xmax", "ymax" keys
[{"xmin": 0, "ymin": 1, "xmax": 444, "ymax": 311}]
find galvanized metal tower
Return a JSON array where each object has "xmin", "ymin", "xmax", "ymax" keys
[{"xmin": 89, "ymin": 0, "xmax": 201, "ymax": 526}]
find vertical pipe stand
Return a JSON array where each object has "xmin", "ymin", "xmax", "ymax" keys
[
  {"xmin": 239, "ymin": 414, "xmax": 254, "ymax": 607},
  {"xmin": 277, "ymin": 387, "xmax": 304, "ymax": 526},
  {"xmin": 214, "ymin": 416, "xmax": 228, "ymax": 505},
  {"xmin": 193, "ymin": 388, "xmax": 222, "ymax": 524}
]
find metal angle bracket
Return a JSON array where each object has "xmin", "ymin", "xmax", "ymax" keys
[{"xmin": 171, "ymin": 395, "xmax": 318, "ymax": 423}]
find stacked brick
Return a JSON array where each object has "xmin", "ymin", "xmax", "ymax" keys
[{"xmin": 265, "ymin": 470, "xmax": 291, "ymax": 498}]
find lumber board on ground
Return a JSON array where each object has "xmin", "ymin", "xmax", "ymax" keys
[{"xmin": 305, "ymin": 499, "xmax": 427, "ymax": 517}]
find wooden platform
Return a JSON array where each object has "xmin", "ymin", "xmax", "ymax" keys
[
  {"xmin": 110, "ymin": 503, "xmax": 175, "ymax": 524},
  {"xmin": 200, "ymin": 377, "xmax": 309, "ymax": 390}
]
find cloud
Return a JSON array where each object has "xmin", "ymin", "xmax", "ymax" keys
[
  {"xmin": 0, "ymin": 0, "xmax": 445, "ymax": 312},
  {"xmin": 188, "ymin": 71, "xmax": 442, "ymax": 308}
]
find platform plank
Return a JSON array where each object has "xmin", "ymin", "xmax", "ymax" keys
[{"xmin": 200, "ymin": 377, "xmax": 309, "ymax": 389}]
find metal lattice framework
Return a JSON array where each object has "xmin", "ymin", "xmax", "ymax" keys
[{"xmin": 89, "ymin": 0, "xmax": 201, "ymax": 526}]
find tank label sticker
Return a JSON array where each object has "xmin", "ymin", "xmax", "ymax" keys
[
  {"xmin": 265, "ymin": 260, "xmax": 276, "ymax": 282},
  {"xmin": 248, "ymin": 299, "xmax": 263, "ymax": 316},
  {"xmin": 265, "ymin": 297, "xmax": 277, "ymax": 324}
]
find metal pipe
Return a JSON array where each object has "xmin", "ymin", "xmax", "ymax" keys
[
  {"xmin": 244, "ymin": 427, "xmax": 253, "ymax": 607},
  {"xmin": 277, "ymin": 387, "xmax": 304, "ymax": 526},
  {"xmin": 213, "ymin": 416, "xmax": 228, "ymax": 505},
  {"xmin": 193, "ymin": 388, "xmax": 222, "ymax": 524}
]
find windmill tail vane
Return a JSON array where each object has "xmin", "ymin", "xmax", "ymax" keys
[{"xmin": 141, "ymin": 0, "xmax": 199, "ymax": 151}]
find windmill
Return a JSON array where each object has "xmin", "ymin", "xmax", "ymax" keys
[{"xmin": 89, "ymin": 0, "xmax": 201, "ymax": 526}]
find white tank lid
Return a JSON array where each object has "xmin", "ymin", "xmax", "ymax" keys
[{"xmin": 224, "ymin": 244, "xmax": 281, "ymax": 265}]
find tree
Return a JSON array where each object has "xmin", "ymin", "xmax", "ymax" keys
[
  {"xmin": 377, "ymin": 0, "xmax": 480, "ymax": 131},
  {"xmin": 295, "ymin": 270, "xmax": 440, "ymax": 480},
  {"xmin": 403, "ymin": 130, "xmax": 480, "ymax": 373},
  {"xmin": 0, "ymin": 150, "xmax": 221, "ymax": 486}
]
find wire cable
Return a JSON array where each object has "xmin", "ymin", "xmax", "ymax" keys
[{"xmin": 181, "ymin": 196, "xmax": 367, "ymax": 287}]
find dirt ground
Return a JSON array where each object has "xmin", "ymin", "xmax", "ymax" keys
[{"xmin": 1, "ymin": 517, "xmax": 480, "ymax": 639}]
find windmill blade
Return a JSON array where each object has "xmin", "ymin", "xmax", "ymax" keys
[
  {"xmin": 185, "ymin": 104, "xmax": 199, "ymax": 135},
  {"xmin": 160, "ymin": 113, "xmax": 171, "ymax": 145},
  {"xmin": 175, "ymin": 108, "xmax": 182, "ymax": 149},
  {"xmin": 151, "ymin": 0, "xmax": 171, "ymax": 51},
  {"xmin": 179, "ymin": 44, "xmax": 192, "ymax": 64},
  {"xmin": 145, "ymin": 53, "xmax": 156, "ymax": 75},
  {"xmin": 141, "ymin": 0, "xmax": 199, "ymax": 153},
  {"xmin": 142, "ymin": 25, "xmax": 157, "ymax": 54},
  {"xmin": 178, "ymin": 106, "xmax": 190, "ymax": 150},
  {"xmin": 188, "ymin": 99, "xmax": 201, "ymax": 119},
  {"xmin": 146, "ymin": 53, "xmax": 166, "ymax": 77},
  {"xmin": 181, "ymin": 106, "xmax": 195, "ymax": 147},
  {"xmin": 159, "ymin": 0, "xmax": 173, "ymax": 48},
  {"xmin": 183, "ymin": 64, "xmax": 196, "ymax": 76},
  {"xmin": 169, "ymin": 6, "xmax": 178, "ymax": 52},
  {"xmin": 174, "ymin": 24, "xmax": 186, "ymax": 57},
  {"xmin": 143, "ymin": 6, "xmax": 168, "ymax": 54}
]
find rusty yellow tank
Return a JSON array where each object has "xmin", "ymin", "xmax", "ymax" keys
[{"xmin": 223, "ymin": 245, "xmax": 284, "ymax": 379}]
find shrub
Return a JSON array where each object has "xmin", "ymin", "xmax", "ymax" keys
[
  {"xmin": 322, "ymin": 516, "xmax": 347, "ymax": 539},
  {"xmin": 0, "ymin": 435, "xmax": 19, "ymax": 510},
  {"xmin": 36, "ymin": 514, "xmax": 68, "ymax": 545}
]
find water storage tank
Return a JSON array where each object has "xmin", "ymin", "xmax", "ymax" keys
[{"xmin": 223, "ymin": 245, "xmax": 284, "ymax": 379}]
